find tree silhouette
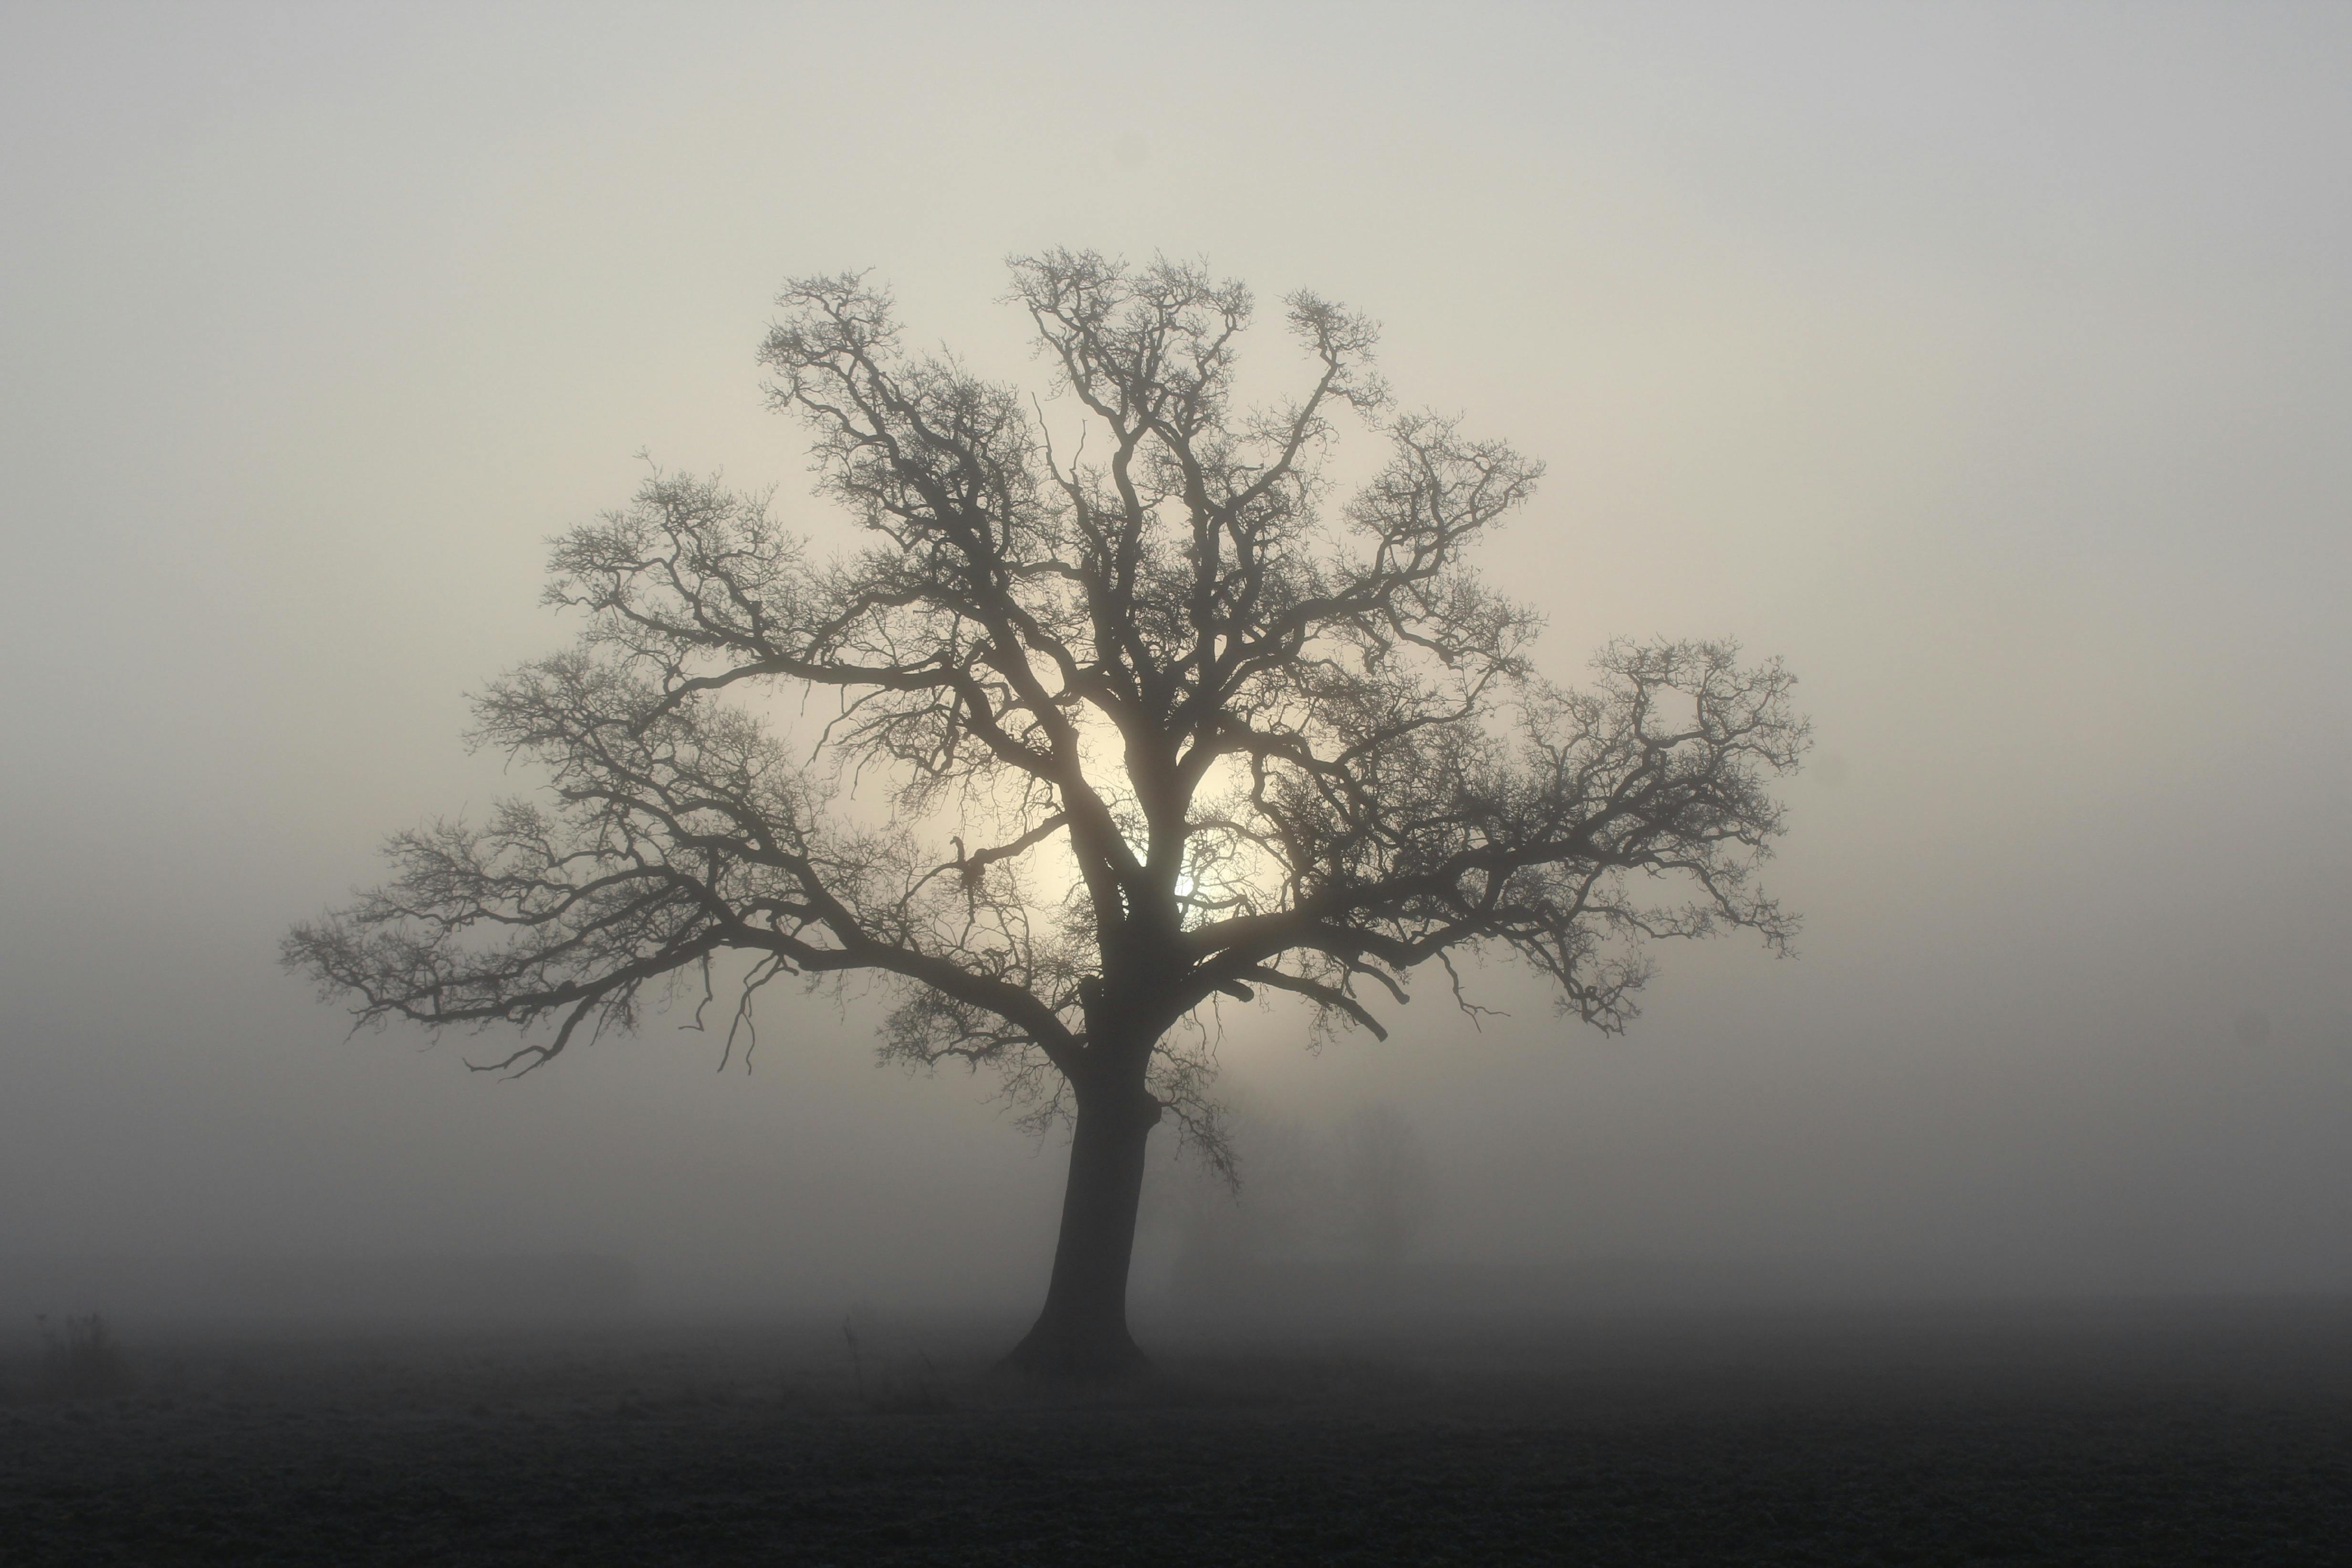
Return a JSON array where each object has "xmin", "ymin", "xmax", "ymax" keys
[{"xmin": 286, "ymin": 251, "xmax": 1808, "ymax": 1378}]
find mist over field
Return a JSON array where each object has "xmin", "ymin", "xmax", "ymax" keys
[{"xmin": 3, "ymin": 1, "xmax": 2350, "ymax": 1348}]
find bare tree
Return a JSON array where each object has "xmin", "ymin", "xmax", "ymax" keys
[{"xmin": 285, "ymin": 251, "xmax": 1808, "ymax": 1378}]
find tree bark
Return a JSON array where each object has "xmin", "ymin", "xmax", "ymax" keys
[{"xmin": 1003, "ymin": 1077, "xmax": 1161, "ymax": 1380}]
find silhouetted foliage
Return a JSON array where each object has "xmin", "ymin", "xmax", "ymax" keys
[{"xmin": 287, "ymin": 251, "xmax": 1806, "ymax": 1375}]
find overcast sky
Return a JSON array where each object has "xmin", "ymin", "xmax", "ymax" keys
[{"xmin": 3, "ymin": 1, "xmax": 2349, "ymax": 1317}]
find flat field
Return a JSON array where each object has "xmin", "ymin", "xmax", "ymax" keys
[{"xmin": 4, "ymin": 1297, "xmax": 2349, "ymax": 1565}]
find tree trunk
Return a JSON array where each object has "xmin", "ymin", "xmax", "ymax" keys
[{"xmin": 1003, "ymin": 1079, "xmax": 1160, "ymax": 1380}]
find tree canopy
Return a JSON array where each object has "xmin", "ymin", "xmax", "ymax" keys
[{"xmin": 289, "ymin": 249, "xmax": 1805, "ymax": 1157}]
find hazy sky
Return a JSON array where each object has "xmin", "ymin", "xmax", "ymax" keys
[{"xmin": 4, "ymin": 1, "xmax": 2349, "ymax": 1315}]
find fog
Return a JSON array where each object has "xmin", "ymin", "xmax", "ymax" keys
[{"xmin": 3, "ymin": 2, "xmax": 2349, "ymax": 1335}]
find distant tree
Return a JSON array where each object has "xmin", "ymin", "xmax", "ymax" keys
[
  {"xmin": 286, "ymin": 251, "xmax": 1808, "ymax": 1379},
  {"xmin": 1337, "ymin": 1104, "xmax": 1434, "ymax": 1267}
]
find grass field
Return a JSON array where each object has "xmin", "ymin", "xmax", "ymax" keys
[{"xmin": 4, "ymin": 1296, "xmax": 2349, "ymax": 1564}]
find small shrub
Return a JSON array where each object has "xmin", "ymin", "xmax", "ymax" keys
[{"xmin": 36, "ymin": 1314, "xmax": 129, "ymax": 1400}]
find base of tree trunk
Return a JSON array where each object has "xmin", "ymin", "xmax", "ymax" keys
[
  {"xmin": 998, "ymin": 1313, "xmax": 1151, "ymax": 1382},
  {"xmin": 1001, "ymin": 1076, "xmax": 1160, "ymax": 1382}
]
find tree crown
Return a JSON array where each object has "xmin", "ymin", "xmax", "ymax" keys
[{"xmin": 286, "ymin": 250, "xmax": 1808, "ymax": 1168}]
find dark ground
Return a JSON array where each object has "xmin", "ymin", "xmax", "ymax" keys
[{"xmin": 4, "ymin": 1296, "xmax": 2350, "ymax": 1565}]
